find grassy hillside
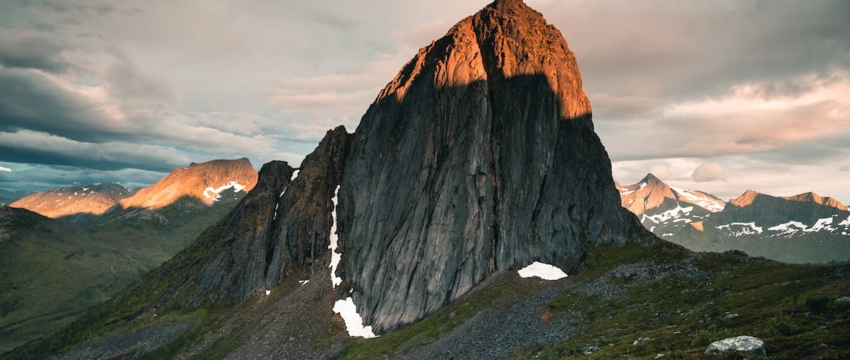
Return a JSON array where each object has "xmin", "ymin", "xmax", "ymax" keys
[
  {"xmin": 7, "ymin": 241, "xmax": 849, "ymax": 359},
  {"xmin": 0, "ymin": 201, "xmax": 236, "ymax": 353}
]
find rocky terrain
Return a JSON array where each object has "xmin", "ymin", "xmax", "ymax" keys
[{"xmin": 618, "ymin": 174, "xmax": 850, "ymax": 264}]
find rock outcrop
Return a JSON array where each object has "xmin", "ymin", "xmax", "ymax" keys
[
  {"xmin": 10, "ymin": 183, "xmax": 131, "ymax": 218},
  {"xmin": 158, "ymin": 128, "xmax": 352, "ymax": 306},
  {"xmin": 705, "ymin": 336, "xmax": 766, "ymax": 357},
  {"xmin": 336, "ymin": 0, "xmax": 648, "ymax": 333}
]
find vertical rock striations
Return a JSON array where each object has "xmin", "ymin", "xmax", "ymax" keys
[
  {"xmin": 337, "ymin": 0, "xmax": 648, "ymax": 333},
  {"xmin": 159, "ymin": 128, "xmax": 353, "ymax": 306}
]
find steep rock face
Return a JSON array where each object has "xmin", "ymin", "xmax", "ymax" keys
[
  {"xmin": 119, "ymin": 158, "xmax": 258, "ymax": 210},
  {"xmin": 10, "ymin": 183, "xmax": 131, "ymax": 218},
  {"xmin": 160, "ymin": 128, "xmax": 352, "ymax": 306},
  {"xmin": 337, "ymin": 0, "xmax": 647, "ymax": 333}
]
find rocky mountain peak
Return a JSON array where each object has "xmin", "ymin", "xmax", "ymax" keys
[
  {"xmin": 338, "ymin": 0, "xmax": 647, "ymax": 333},
  {"xmin": 377, "ymin": 0, "xmax": 590, "ymax": 120},
  {"xmin": 784, "ymin": 192, "xmax": 848, "ymax": 211},
  {"xmin": 119, "ymin": 158, "xmax": 258, "ymax": 210},
  {"xmin": 730, "ymin": 189, "xmax": 762, "ymax": 207},
  {"xmin": 10, "ymin": 183, "xmax": 132, "ymax": 219}
]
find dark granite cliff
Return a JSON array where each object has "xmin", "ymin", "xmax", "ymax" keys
[
  {"xmin": 155, "ymin": 127, "xmax": 352, "ymax": 306},
  {"xmin": 336, "ymin": 0, "xmax": 648, "ymax": 333},
  {"xmin": 125, "ymin": 0, "xmax": 648, "ymax": 334}
]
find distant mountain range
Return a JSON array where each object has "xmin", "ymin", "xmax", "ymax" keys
[
  {"xmin": 0, "ymin": 158, "xmax": 259, "ymax": 352},
  {"xmin": 617, "ymin": 174, "xmax": 850, "ymax": 264}
]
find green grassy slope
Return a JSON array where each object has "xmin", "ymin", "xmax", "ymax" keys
[
  {"xmin": 6, "ymin": 241, "xmax": 850, "ymax": 359},
  {"xmin": 0, "ymin": 201, "xmax": 235, "ymax": 353}
]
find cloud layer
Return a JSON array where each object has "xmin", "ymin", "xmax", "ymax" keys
[{"xmin": 0, "ymin": 0, "xmax": 847, "ymax": 204}]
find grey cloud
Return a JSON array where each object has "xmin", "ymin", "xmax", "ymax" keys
[
  {"xmin": 692, "ymin": 162, "xmax": 726, "ymax": 182},
  {"xmin": 840, "ymin": 165, "xmax": 850, "ymax": 172},
  {"xmin": 0, "ymin": 130, "xmax": 191, "ymax": 172},
  {"xmin": 0, "ymin": 162, "xmax": 165, "ymax": 193},
  {"xmin": 104, "ymin": 46, "xmax": 178, "ymax": 106},
  {"xmin": 0, "ymin": 68, "xmax": 118, "ymax": 143},
  {"xmin": 540, "ymin": 0, "xmax": 850, "ymax": 100},
  {"xmin": 0, "ymin": 31, "xmax": 72, "ymax": 73}
]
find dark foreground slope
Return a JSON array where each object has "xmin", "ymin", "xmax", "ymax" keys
[{"xmin": 9, "ymin": 242, "xmax": 850, "ymax": 360}]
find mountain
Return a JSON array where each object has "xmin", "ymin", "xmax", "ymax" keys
[
  {"xmin": 618, "ymin": 175, "xmax": 850, "ymax": 263},
  {"xmin": 11, "ymin": 1, "xmax": 850, "ymax": 359},
  {"xmin": 617, "ymin": 173, "xmax": 725, "ymax": 238},
  {"xmin": 118, "ymin": 158, "xmax": 257, "ymax": 211},
  {"xmin": 3, "ymin": 1, "xmax": 658, "ymax": 358},
  {"xmin": 0, "ymin": 159, "xmax": 260, "ymax": 352},
  {"xmin": 9, "ymin": 183, "xmax": 131, "ymax": 219}
]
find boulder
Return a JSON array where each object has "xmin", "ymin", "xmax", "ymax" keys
[{"xmin": 705, "ymin": 336, "xmax": 766, "ymax": 357}]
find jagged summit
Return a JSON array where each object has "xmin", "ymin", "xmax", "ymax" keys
[
  {"xmin": 376, "ymin": 0, "xmax": 590, "ymax": 119},
  {"xmin": 729, "ymin": 189, "xmax": 762, "ymax": 207}
]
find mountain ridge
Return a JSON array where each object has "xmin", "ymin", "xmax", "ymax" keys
[{"xmin": 618, "ymin": 174, "xmax": 850, "ymax": 263}]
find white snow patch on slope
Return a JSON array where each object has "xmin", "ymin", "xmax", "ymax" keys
[
  {"xmin": 0, "ymin": 166, "xmax": 11, "ymax": 173},
  {"xmin": 805, "ymin": 217, "xmax": 836, "ymax": 233},
  {"xmin": 840, "ymin": 215, "xmax": 850, "ymax": 227},
  {"xmin": 768, "ymin": 221, "xmax": 808, "ymax": 236},
  {"xmin": 716, "ymin": 222, "xmax": 763, "ymax": 236},
  {"xmin": 670, "ymin": 186, "xmax": 726, "ymax": 212},
  {"xmin": 642, "ymin": 204, "xmax": 693, "ymax": 224},
  {"xmin": 329, "ymin": 185, "xmax": 342, "ymax": 287},
  {"xmin": 203, "ymin": 181, "xmax": 247, "ymax": 201},
  {"xmin": 517, "ymin": 262, "xmax": 568, "ymax": 280},
  {"xmin": 280, "ymin": 170, "xmax": 301, "ymax": 198},
  {"xmin": 333, "ymin": 297, "xmax": 377, "ymax": 338}
]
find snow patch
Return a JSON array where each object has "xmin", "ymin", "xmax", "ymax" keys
[
  {"xmin": 517, "ymin": 262, "xmax": 568, "ymax": 280},
  {"xmin": 662, "ymin": 233, "xmax": 674, "ymax": 237},
  {"xmin": 839, "ymin": 215, "xmax": 850, "ymax": 227},
  {"xmin": 333, "ymin": 297, "xmax": 377, "ymax": 338},
  {"xmin": 716, "ymin": 222, "xmax": 763, "ymax": 236},
  {"xmin": 805, "ymin": 217, "xmax": 836, "ymax": 233},
  {"xmin": 768, "ymin": 221, "xmax": 808, "ymax": 236},
  {"xmin": 203, "ymin": 181, "xmax": 247, "ymax": 201},
  {"xmin": 265, "ymin": 290, "xmax": 271, "ymax": 296},
  {"xmin": 329, "ymin": 185, "xmax": 343, "ymax": 287},
  {"xmin": 280, "ymin": 170, "xmax": 301, "ymax": 198},
  {"xmin": 642, "ymin": 204, "xmax": 693, "ymax": 224},
  {"xmin": 670, "ymin": 186, "xmax": 726, "ymax": 212},
  {"xmin": 299, "ymin": 280, "xmax": 310, "ymax": 286}
]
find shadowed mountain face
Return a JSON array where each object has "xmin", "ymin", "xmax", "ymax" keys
[
  {"xmin": 337, "ymin": 0, "xmax": 648, "ymax": 333},
  {"xmin": 10, "ymin": 183, "xmax": 132, "ymax": 218}
]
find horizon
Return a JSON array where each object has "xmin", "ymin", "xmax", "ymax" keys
[{"xmin": 0, "ymin": 0, "xmax": 848, "ymax": 204}]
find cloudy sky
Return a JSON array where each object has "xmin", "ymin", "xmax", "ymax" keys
[{"xmin": 0, "ymin": 0, "xmax": 848, "ymax": 204}]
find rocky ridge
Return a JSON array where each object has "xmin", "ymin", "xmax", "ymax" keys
[
  {"xmin": 10, "ymin": 183, "xmax": 131, "ymax": 219},
  {"xmin": 119, "ymin": 158, "xmax": 258, "ymax": 211},
  {"xmin": 618, "ymin": 174, "xmax": 850, "ymax": 263}
]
